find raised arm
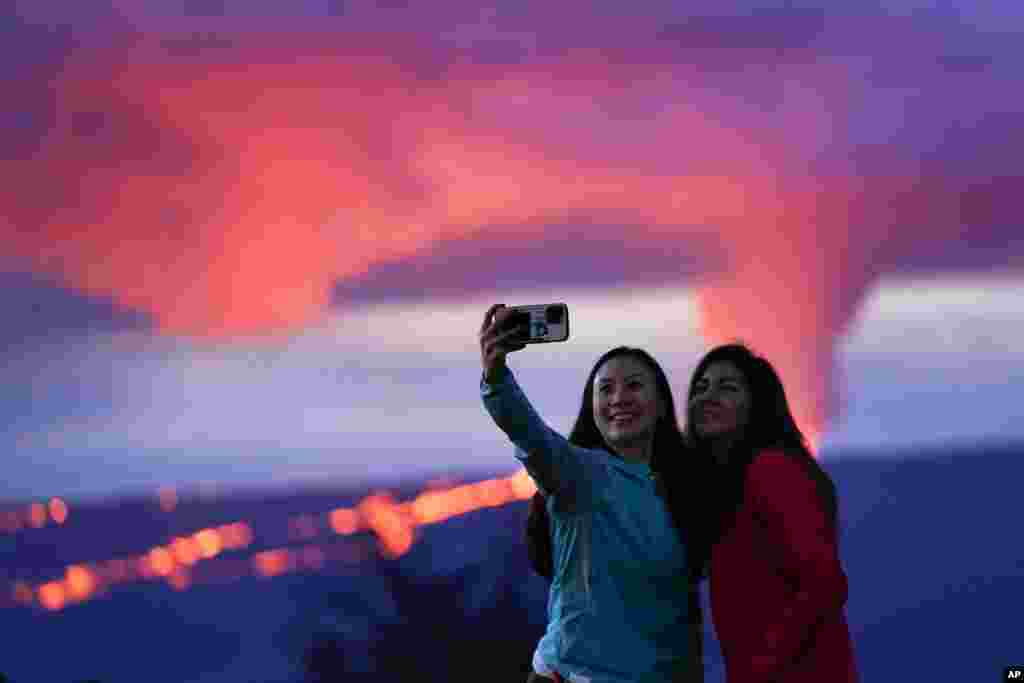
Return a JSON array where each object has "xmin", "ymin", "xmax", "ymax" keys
[
  {"xmin": 478, "ymin": 304, "xmax": 584, "ymax": 496},
  {"xmin": 745, "ymin": 451, "xmax": 849, "ymax": 681},
  {"xmin": 479, "ymin": 303, "xmax": 526, "ymax": 384}
]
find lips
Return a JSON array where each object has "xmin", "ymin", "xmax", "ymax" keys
[
  {"xmin": 699, "ymin": 407, "xmax": 724, "ymax": 422},
  {"xmin": 610, "ymin": 413, "xmax": 636, "ymax": 424}
]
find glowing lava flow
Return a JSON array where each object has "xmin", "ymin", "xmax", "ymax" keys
[
  {"xmin": 4, "ymin": 468, "xmax": 537, "ymax": 612},
  {"xmin": 1, "ymin": 498, "xmax": 70, "ymax": 533}
]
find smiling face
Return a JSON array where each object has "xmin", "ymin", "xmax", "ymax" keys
[
  {"xmin": 689, "ymin": 360, "xmax": 752, "ymax": 442},
  {"xmin": 592, "ymin": 355, "xmax": 664, "ymax": 455}
]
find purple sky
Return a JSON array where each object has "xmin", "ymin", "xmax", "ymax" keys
[{"xmin": 2, "ymin": 1, "xmax": 1023, "ymax": 501}]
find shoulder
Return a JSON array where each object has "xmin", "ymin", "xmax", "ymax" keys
[
  {"xmin": 747, "ymin": 448, "xmax": 801, "ymax": 475},
  {"xmin": 745, "ymin": 449, "xmax": 818, "ymax": 497}
]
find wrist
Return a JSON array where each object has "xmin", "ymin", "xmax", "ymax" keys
[{"xmin": 484, "ymin": 362, "xmax": 508, "ymax": 383}]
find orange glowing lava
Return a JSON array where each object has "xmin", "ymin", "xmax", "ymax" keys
[
  {"xmin": 328, "ymin": 508, "xmax": 359, "ymax": 535},
  {"xmin": 171, "ymin": 537, "xmax": 201, "ymax": 566},
  {"xmin": 168, "ymin": 568, "xmax": 191, "ymax": 591},
  {"xmin": 148, "ymin": 547, "xmax": 176, "ymax": 577},
  {"xmin": 358, "ymin": 493, "xmax": 415, "ymax": 559},
  {"xmin": 253, "ymin": 549, "xmax": 292, "ymax": 578},
  {"xmin": 9, "ymin": 467, "xmax": 546, "ymax": 613},
  {"xmin": 65, "ymin": 565, "xmax": 97, "ymax": 601},
  {"xmin": 38, "ymin": 582, "xmax": 66, "ymax": 612},
  {"xmin": 28, "ymin": 503, "xmax": 47, "ymax": 529},
  {"xmin": 49, "ymin": 498, "xmax": 69, "ymax": 525},
  {"xmin": 194, "ymin": 529, "xmax": 223, "ymax": 559}
]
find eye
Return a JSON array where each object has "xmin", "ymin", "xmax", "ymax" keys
[
  {"xmin": 598, "ymin": 385, "xmax": 611, "ymax": 394},
  {"xmin": 628, "ymin": 381, "xmax": 642, "ymax": 389}
]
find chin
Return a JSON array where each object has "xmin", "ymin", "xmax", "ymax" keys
[
  {"xmin": 608, "ymin": 426, "xmax": 650, "ymax": 443},
  {"xmin": 696, "ymin": 425, "xmax": 727, "ymax": 439}
]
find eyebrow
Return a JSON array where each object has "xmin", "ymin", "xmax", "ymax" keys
[
  {"xmin": 597, "ymin": 373, "xmax": 644, "ymax": 385},
  {"xmin": 695, "ymin": 375, "xmax": 743, "ymax": 384}
]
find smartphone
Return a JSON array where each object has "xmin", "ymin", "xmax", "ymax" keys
[{"xmin": 503, "ymin": 303, "xmax": 570, "ymax": 344}]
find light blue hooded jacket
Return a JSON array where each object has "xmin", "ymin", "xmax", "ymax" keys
[{"xmin": 481, "ymin": 365, "xmax": 694, "ymax": 683}]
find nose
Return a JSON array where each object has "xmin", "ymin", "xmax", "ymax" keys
[
  {"xmin": 608, "ymin": 388, "xmax": 634, "ymax": 408},
  {"xmin": 694, "ymin": 394, "xmax": 724, "ymax": 414}
]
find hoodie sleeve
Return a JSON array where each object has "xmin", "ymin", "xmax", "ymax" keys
[
  {"xmin": 744, "ymin": 451, "xmax": 849, "ymax": 681},
  {"xmin": 480, "ymin": 365, "xmax": 586, "ymax": 498}
]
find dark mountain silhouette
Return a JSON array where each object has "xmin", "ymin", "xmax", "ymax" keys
[{"xmin": 1, "ymin": 442, "xmax": 1021, "ymax": 682}]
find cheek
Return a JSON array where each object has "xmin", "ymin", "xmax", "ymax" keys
[
  {"xmin": 643, "ymin": 389, "xmax": 659, "ymax": 409},
  {"xmin": 717, "ymin": 406, "xmax": 738, "ymax": 428},
  {"xmin": 646, "ymin": 395, "xmax": 663, "ymax": 424},
  {"xmin": 734, "ymin": 401, "xmax": 751, "ymax": 427}
]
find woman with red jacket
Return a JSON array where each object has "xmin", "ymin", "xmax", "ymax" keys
[{"xmin": 527, "ymin": 343, "xmax": 859, "ymax": 682}]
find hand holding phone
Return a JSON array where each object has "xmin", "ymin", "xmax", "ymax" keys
[{"xmin": 479, "ymin": 303, "xmax": 571, "ymax": 380}]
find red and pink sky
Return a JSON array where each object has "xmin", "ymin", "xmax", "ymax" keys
[{"xmin": 2, "ymin": 0, "xmax": 1022, "ymax": 500}]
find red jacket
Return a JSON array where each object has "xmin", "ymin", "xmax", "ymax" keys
[{"xmin": 709, "ymin": 450, "xmax": 859, "ymax": 682}]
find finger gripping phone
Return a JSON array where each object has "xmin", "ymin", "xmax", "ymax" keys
[{"xmin": 504, "ymin": 303, "xmax": 570, "ymax": 344}]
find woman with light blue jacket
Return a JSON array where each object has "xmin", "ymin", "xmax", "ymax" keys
[{"xmin": 479, "ymin": 304, "xmax": 709, "ymax": 683}]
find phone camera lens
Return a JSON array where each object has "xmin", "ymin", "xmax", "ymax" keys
[{"xmin": 545, "ymin": 306, "xmax": 563, "ymax": 324}]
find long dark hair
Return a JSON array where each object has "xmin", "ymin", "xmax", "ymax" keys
[
  {"xmin": 685, "ymin": 343, "xmax": 839, "ymax": 542},
  {"xmin": 524, "ymin": 346, "xmax": 714, "ymax": 584},
  {"xmin": 525, "ymin": 343, "xmax": 841, "ymax": 584}
]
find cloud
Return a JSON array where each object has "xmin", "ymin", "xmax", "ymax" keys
[{"xmin": 3, "ymin": 4, "xmax": 1024, "ymax": 443}]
